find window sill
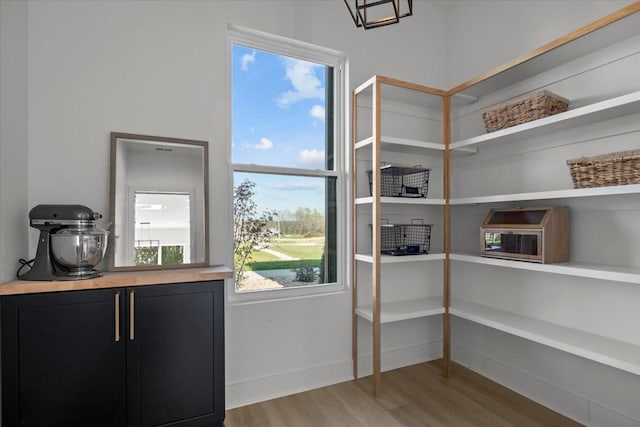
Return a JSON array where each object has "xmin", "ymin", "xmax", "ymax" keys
[{"xmin": 227, "ymin": 281, "xmax": 346, "ymax": 306}]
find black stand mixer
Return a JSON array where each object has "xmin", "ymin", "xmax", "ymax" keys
[{"xmin": 18, "ymin": 205, "xmax": 109, "ymax": 281}]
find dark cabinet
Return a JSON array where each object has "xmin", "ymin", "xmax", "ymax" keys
[
  {"xmin": 1, "ymin": 281, "xmax": 224, "ymax": 427},
  {"xmin": 127, "ymin": 282, "xmax": 224, "ymax": 427},
  {"xmin": 1, "ymin": 288, "xmax": 126, "ymax": 426}
]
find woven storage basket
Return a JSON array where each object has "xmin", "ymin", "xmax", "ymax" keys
[
  {"xmin": 566, "ymin": 150, "xmax": 640, "ymax": 188},
  {"xmin": 482, "ymin": 90, "xmax": 569, "ymax": 133}
]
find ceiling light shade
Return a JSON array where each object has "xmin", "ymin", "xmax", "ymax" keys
[{"xmin": 344, "ymin": 0, "xmax": 413, "ymax": 30}]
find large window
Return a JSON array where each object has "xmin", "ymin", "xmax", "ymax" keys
[{"xmin": 229, "ymin": 26, "xmax": 346, "ymax": 293}]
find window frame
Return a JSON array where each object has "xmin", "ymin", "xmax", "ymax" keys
[{"xmin": 227, "ymin": 24, "xmax": 349, "ymax": 302}]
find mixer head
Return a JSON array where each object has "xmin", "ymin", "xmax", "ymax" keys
[{"xmin": 29, "ymin": 204, "xmax": 102, "ymax": 231}]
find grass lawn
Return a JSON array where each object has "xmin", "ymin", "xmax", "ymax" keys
[
  {"xmin": 245, "ymin": 259, "xmax": 321, "ymax": 271},
  {"xmin": 247, "ymin": 250, "xmax": 280, "ymax": 262},
  {"xmin": 274, "ymin": 236, "xmax": 324, "ymax": 245},
  {"xmin": 244, "ymin": 235, "xmax": 324, "ymax": 271},
  {"xmin": 268, "ymin": 244, "xmax": 322, "ymax": 259}
]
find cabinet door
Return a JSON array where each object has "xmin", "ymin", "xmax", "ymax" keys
[
  {"xmin": 126, "ymin": 281, "xmax": 224, "ymax": 427},
  {"xmin": 1, "ymin": 289, "xmax": 126, "ymax": 427}
]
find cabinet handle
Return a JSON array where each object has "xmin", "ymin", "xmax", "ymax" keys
[
  {"xmin": 115, "ymin": 292, "xmax": 121, "ymax": 342},
  {"xmin": 129, "ymin": 290, "xmax": 135, "ymax": 341}
]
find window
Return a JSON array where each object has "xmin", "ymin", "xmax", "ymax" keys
[
  {"xmin": 134, "ymin": 192, "xmax": 191, "ymax": 266},
  {"xmin": 229, "ymin": 26, "xmax": 346, "ymax": 293}
]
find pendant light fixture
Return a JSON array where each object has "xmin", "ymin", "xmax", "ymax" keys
[{"xmin": 344, "ymin": 0, "xmax": 413, "ymax": 30}]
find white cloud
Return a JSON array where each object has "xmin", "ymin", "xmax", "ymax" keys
[
  {"xmin": 310, "ymin": 105, "xmax": 325, "ymax": 120},
  {"xmin": 240, "ymin": 50, "xmax": 256, "ymax": 71},
  {"xmin": 276, "ymin": 58, "xmax": 325, "ymax": 108},
  {"xmin": 252, "ymin": 137, "xmax": 273, "ymax": 150},
  {"xmin": 296, "ymin": 149, "xmax": 325, "ymax": 169}
]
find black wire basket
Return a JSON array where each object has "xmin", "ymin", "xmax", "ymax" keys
[
  {"xmin": 368, "ymin": 165, "xmax": 430, "ymax": 198},
  {"xmin": 371, "ymin": 220, "xmax": 433, "ymax": 256}
]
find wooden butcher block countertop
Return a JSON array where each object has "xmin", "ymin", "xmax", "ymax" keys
[{"xmin": 0, "ymin": 266, "xmax": 233, "ymax": 295}]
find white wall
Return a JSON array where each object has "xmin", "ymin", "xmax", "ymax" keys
[
  {"xmin": 444, "ymin": 0, "xmax": 633, "ymax": 87},
  {"xmin": 0, "ymin": 0, "xmax": 29, "ymax": 283},
  {"xmin": 0, "ymin": 2, "xmax": 28, "ymax": 419}
]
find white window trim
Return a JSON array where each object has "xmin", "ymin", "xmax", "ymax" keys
[
  {"xmin": 227, "ymin": 24, "xmax": 350, "ymax": 304},
  {"xmin": 233, "ymin": 164, "xmax": 340, "ymax": 178}
]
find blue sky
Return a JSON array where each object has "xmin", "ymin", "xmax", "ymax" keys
[{"xmin": 232, "ymin": 45, "xmax": 328, "ymax": 214}]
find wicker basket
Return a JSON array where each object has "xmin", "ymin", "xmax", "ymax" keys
[
  {"xmin": 567, "ymin": 150, "xmax": 640, "ymax": 188},
  {"xmin": 482, "ymin": 90, "xmax": 569, "ymax": 133}
]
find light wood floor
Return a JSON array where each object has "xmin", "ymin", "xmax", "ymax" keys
[{"xmin": 225, "ymin": 360, "xmax": 582, "ymax": 427}]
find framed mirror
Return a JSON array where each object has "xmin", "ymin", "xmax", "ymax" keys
[{"xmin": 108, "ymin": 132, "xmax": 209, "ymax": 271}]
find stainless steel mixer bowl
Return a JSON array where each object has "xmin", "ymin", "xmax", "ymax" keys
[{"xmin": 50, "ymin": 228, "xmax": 109, "ymax": 272}]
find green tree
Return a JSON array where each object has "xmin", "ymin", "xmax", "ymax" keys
[
  {"xmin": 161, "ymin": 245, "xmax": 184, "ymax": 265},
  {"xmin": 134, "ymin": 246, "xmax": 158, "ymax": 266},
  {"xmin": 233, "ymin": 179, "xmax": 277, "ymax": 286}
]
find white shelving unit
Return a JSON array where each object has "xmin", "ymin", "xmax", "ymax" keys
[
  {"xmin": 349, "ymin": 4, "xmax": 640, "ymax": 407},
  {"xmin": 450, "ymin": 91, "xmax": 640, "ymax": 150},
  {"xmin": 357, "ymin": 297, "xmax": 444, "ymax": 323},
  {"xmin": 352, "ymin": 75, "xmax": 447, "ymax": 396},
  {"xmin": 446, "ymin": 1, "xmax": 640, "ymax": 398},
  {"xmin": 450, "ymin": 253, "xmax": 640, "ymax": 285},
  {"xmin": 356, "ymin": 196, "xmax": 445, "ymax": 206},
  {"xmin": 356, "ymin": 135, "xmax": 444, "ymax": 153},
  {"xmin": 357, "ymin": 135, "xmax": 476, "ymax": 155},
  {"xmin": 450, "ymin": 299, "xmax": 640, "ymax": 376},
  {"xmin": 355, "ymin": 252, "xmax": 445, "ymax": 264},
  {"xmin": 450, "ymin": 183, "xmax": 640, "ymax": 205}
]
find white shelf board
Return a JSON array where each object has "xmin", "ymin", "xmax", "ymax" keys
[
  {"xmin": 356, "ymin": 136, "xmax": 476, "ymax": 155},
  {"xmin": 356, "ymin": 196, "xmax": 446, "ymax": 206},
  {"xmin": 450, "ymin": 253, "xmax": 640, "ymax": 285},
  {"xmin": 356, "ymin": 297, "xmax": 444, "ymax": 323},
  {"xmin": 355, "ymin": 252, "xmax": 445, "ymax": 264},
  {"xmin": 450, "ymin": 298, "xmax": 640, "ymax": 375},
  {"xmin": 356, "ymin": 135, "xmax": 443, "ymax": 152},
  {"xmin": 450, "ymin": 184, "xmax": 640, "ymax": 205},
  {"xmin": 450, "ymin": 91, "xmax": 640, "ymax": 150}
]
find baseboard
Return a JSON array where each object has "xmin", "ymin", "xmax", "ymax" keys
[
  {"xmin": 226, "ymin": 340, "xmax": 443, "ymax": 410},
  {"xmin": 452, "ymin": 342, "xmax": 589, "ymax": 423},
  {"xmin": 589, "ymin": 402, "xmax": 640, "ymax": 427},
  {"xmin": 357, "ymin": 340, "xmax": 443, "ymax": 377},
  {"xmin": 225, "ymin": 358, "xmax": 353, "ymax": 409},
  {"xmin": 225, "ymin": 359, "xmax": 353, "ymax": 410},
  {"xmin": 453, "ymin": 343, "xmax": 640, "ymax": 427}
]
